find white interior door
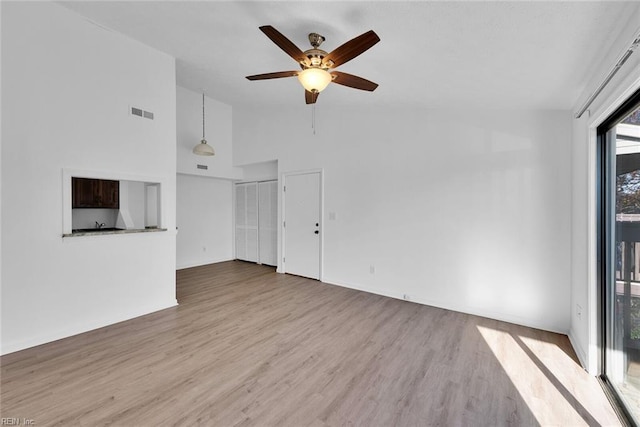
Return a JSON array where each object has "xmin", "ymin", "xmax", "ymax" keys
[{"xmin": 284, "ymin": 172, "xmax": 321, "ymax": 280}]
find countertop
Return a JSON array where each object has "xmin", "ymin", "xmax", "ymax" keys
[{"xmin": 63, "ymin": 227, "xmax": 167, "ymax": 238}]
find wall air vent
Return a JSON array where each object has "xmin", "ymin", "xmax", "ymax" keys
[
  {"xmin": 197, "ymin": 164, "xmax": 208, "ymax": 170},
  {"xmin": 130, "ymin": 106, "xmax": 154, "ymax": 120}
]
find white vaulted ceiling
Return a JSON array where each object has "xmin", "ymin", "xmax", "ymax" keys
[{"xmin": 59, "ymin": 1, "xmax": 639, "ymax": 109}]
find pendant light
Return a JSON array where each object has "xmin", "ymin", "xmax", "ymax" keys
[{"xmin": 193, "ymin": 93, "xmax": 215, "ymax": 156}]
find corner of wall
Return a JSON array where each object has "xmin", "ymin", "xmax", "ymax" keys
[
  {"xmin": 1, "ymin": 299, "xmax": 178, "ymax": 356},
  {"xmin": 568, "ymin": 328, "xmax": 588, "ymax": 370}
]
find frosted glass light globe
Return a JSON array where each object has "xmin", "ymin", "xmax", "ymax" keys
[{"xmin": 298, "ymin": 68, "xmax": 332, "ymax": 93}]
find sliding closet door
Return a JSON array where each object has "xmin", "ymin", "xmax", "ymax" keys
[
  {"xmin": 258, "ymin": 181, "xmax": 277, "ymax": 266},
  {"xmin": 235, "ymin": 181, "xmax": 277, "ymax": 265},
  {"xmin": 235, "ymin": 182, "xmax": 258, "ymax": 262}
]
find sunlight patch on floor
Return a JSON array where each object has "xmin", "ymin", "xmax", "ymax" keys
[{"xmin": 476, "ymin": 325, "xmax": 601, "ymax": 426}]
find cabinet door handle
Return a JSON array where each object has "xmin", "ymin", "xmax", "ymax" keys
[{"xmin": 314, "ymin": 230, "xmax": 319, "ymax": 234}]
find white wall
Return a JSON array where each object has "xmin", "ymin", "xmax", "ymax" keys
[
  {"xmin": 234, "ymin": 106, "xmax": 572, "ymax": 333},
  {"xmin": 176, "ymin": 86, "xmax": 242, "ymax": 180},
  {"xmin": 1, "ymin": 2, "xmax": 177, "ymax": 354},
  {"xmin": 240, "ymin": 160, "xmax": 278, "ymax": 182},
  {"xmin": 126, "ymin": 180, "xmax": 146, "ymax": 229},
  {"xmin": 176, "ymin": 174, "xmax": 234, "ymax": 269},
  {"xmin": 175, "ymin": 85, "xmax": 237, "ymax": 269},
  {"xmin": 569, "ymin": 9, "xmax": 640, "ymax": 371},
  {"xmin": 0, "ymin": 2, "xmax": 3, "ymax": 315},
  {"xmin": 72, "ymin": 209, "xmax": 119, "ymax": 230}
]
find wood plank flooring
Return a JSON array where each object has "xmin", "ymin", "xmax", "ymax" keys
[{"xmin": 1, "ymin": 261, "xmax": 621, "ymax": 426}]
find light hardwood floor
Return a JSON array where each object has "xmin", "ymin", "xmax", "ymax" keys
[{"xmin": 1, "ymin": 261, "xmax": 621, "ymax": 426}]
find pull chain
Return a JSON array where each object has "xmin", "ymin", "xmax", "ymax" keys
[{"xmin": 312, "ymin": 104, "xmax": 316, "ymax": 135}]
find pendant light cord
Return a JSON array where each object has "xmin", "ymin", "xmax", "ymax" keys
[{"xmin": 202, "ymin": 93, "xmax": 206, "ymax": 139}]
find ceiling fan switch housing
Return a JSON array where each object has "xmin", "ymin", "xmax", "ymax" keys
[{"xmin": 302, "ymin": 48, "xmax": 328, "ymax": 68}]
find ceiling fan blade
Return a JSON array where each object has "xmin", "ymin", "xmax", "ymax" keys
[
  {"xmin": 323, "ymin": 30, "xmax": 380, "ymax": 68},
  {"xmin": 331, "ymin": 71, "xmax": 378, "ymax": 91},
  {"xmin": 246, "ymin": 71, "xmax": 299, "ymax": 81},
  {"xmin": 305, "ymin": 90, "xmax": 319, "ymax": 104},
  {"xmin": 259, "ymin": 25, "xmax": 306, "ymax": 64}
]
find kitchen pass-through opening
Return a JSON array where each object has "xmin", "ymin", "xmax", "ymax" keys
[{"xmin": 62, "ymin": 170, "xmax": 164, "ymax": 236}]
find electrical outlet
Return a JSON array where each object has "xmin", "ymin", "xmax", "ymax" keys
[
  {"xmin": 576, "ymin": 304, "xmax": 582, "ymax": 319},
  {"xmin": 369, "ymin": 265, "xmax": 375, "ymax": 274}
]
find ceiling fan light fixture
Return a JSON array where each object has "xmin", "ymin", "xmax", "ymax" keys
[{"xmin": 298, "ymin": 68, "xmax": 332, "ymax": 93}]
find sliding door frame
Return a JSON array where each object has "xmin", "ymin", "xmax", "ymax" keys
[{"xmin": 596, "ymin": 87, "xmax": 640, "ymax": 427}]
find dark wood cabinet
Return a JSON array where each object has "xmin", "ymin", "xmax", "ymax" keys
[{"xmin": 72, "ymin": 178, "xmax": 119, "ymax": 209}]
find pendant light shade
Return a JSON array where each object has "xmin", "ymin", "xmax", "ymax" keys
[
  {"xmin": 193, "ymin": 93, "xmax": 215, "ymax": 156},
  {"xmin": 193, "ymin": 138, "xmax": 214, "ymax": 156}
]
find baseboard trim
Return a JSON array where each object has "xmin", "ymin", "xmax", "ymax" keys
[
  {"xmin": 321, "ymin": 276, "xmax": 567, "ymax": 335},
  {"xmin": 0, "ymin": 299, "xmax": 178, "ymax": 356},
  {"xmin": 176, "ymin": 257, "xmax": 233, "ymax": 270},
  {"xmin": 568, "ymin": 329, "xmax": 589, "ymax": 370}
]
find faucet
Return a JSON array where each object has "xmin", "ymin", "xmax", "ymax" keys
[{"xmin": 95, "ymin": 221, "xmax": 106, "ymax": 229}]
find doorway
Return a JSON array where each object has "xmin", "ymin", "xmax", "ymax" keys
[
  {"xmin": 598, "ymin": 87, "xmax": 640, "ymax": 425},
  {"xmin": 282, "ymin": 170, "xmax": 322, "ymax": 280},
  {"xmin": 234, "ymin": 180, "xmax": 278, "ymax": 266}
]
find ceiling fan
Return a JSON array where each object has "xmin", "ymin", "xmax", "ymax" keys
[{"xmin": 246, "ymin": 25, "xmax": 380, "ymax": 104}]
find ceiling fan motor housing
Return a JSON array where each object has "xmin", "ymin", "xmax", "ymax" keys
[
  {"xmin": 300, "ymin": 48, "xmax": 330, "ymax": 68},
  {"xmin": 300, "ymin": 33, "xmax": 334, "ymax": 69}
]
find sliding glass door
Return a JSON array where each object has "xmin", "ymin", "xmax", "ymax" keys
[{"xmin": 600, "ymin": 90, "xmax": 640, "ymax": 425}]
